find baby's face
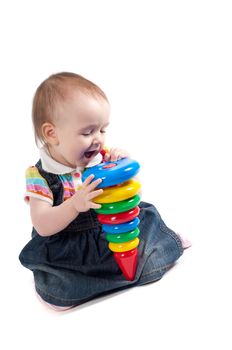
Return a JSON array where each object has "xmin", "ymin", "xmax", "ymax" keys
[{"xmin": 50, "ymin": 90, "xmax": 110, "ymax": 168}]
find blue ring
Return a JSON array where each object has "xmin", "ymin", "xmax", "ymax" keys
[
  {"xmin": 102, "ymin": 217, "xmax": 140, "ymax": 234},
  {"xmin": 82, "ymin": 158, "xmax": 140, "ymax": 188}
]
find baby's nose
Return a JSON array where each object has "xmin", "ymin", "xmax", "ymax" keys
[{"xmin": 94, "ymin": 132, "xmax": 103, "ymax": 144}]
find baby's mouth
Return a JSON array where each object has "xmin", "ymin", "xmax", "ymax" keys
[{"xmin": 84, "ymin": 150, "xmax": 98, "ymax": 159}]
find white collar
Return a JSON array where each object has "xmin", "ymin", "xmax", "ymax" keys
[{"xmin": 40, "ymin": 146, "xmax": 103, "ymax": 174}]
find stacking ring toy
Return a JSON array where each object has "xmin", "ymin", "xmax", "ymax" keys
[
  {"xmin": 82, "ymin": 158, "xmax": 141, "ymax": 281},
  {"xmin": 94, "ymin": 179, "xmax": 141, "ymax": 204},
  {"xmin": 95, "ymin": 194, "xmax": 141, "ymax": 214},
  {"xmin": 82, "ymin": 158, "xmax": 140, "ymax": 188}
]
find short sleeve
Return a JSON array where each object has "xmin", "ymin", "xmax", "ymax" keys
[{"xmin": 25, "ymin": 166, "xmax": 53, "ymax": 205}]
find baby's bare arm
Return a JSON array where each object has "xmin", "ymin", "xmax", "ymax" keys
[
  {"xmin": 30, "ymin": 197, "xmax": 80, "ymax": 237},
  {"xmin": 30, "ymin": 175, "xmax": 103, "ymax": 237}
]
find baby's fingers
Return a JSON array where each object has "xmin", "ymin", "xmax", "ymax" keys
[
  {"xmin": 88, "ymin": 188, "xmax": 104, "ymax": 201},
  {"xmin": 83, "ymin": 174, "xmax": 102, "ymax": 190},
  {"xmin": 87, "ymin": 177, "xmax": 102, "ymax": 192},
  {"xmin": 82, "ymin": 174, "xmax": 95, "ymax": 187},
  {"xmin": 89, "ymin": 202, "xmax": 102, "ymax": 210}
]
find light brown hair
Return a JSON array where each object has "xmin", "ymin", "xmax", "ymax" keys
[{"xmin": 32, "ymin": 72, "xmax": 108, "ymax": 146}]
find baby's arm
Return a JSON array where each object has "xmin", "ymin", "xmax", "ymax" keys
[{"xmin": 30, "ymin": 175, "xmax": 103, "ymax": 237}]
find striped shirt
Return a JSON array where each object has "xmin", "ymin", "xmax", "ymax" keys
[{"xmin": 25, "ymin": 167, "xmax": 83, "ymax": 205}]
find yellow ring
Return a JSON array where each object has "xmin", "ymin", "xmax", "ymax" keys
[
  {"xmin": 94, "ymin": 179, "xmax": 141, "ymax": 204},
  {"xmin": 108, "ymin": 237, "xmax": 140, "ymax": 253}
]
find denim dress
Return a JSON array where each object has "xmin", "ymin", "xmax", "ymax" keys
[{"xmin": 19, "ymin": 160, "xmax": 184, "ymax": 307}]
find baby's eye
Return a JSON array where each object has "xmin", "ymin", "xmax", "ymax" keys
[
  {"xmin": 82, "ymin": 130, "xmax": 93, "ymax": 136},
  {"xmin": 101, "ymin": 130, "xmax": 106, "ymax": 133}
]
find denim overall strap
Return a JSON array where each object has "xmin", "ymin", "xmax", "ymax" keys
[{"xmin": 35, "ymin": 160, "xmax": 64, "ymax": 206}]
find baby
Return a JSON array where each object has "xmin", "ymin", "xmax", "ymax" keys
[{"xmin": 19, "ymin": 72, "xmax": 189, "ymax": 310}]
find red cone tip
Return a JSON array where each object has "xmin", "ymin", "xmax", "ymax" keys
[{"xmin": 114, "ymin": 248, "xmax": 138, "ymax": 281}]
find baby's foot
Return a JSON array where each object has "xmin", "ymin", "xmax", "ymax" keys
[
  {"xmin": 47, "ymin": 304, "xmax": 75, "ymax": 311},
  {"xmin": 177, "ymin": 233, "xmax": 192, "ymax": 249},
  {"xmin": 36, "ymin": 292, "xmax": 75, "ymax": 311}
]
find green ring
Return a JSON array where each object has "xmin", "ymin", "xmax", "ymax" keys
[
  {"xmin": 95, "ymin": 194, "xmax": 141, "ymax": 214},
  {"xmin": 105, "ymin": 227, "xmax": 140, "ymax": 243}
]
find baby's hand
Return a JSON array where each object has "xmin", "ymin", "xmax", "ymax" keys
[
  {"xmin": 104, "ymin": 147, "xmax": 130, "ymax": 162},
  {"xmin": 71, "ymin": 175, "xmax": 103, "ymax": 212}
]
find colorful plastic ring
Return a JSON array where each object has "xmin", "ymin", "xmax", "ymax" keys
[
  {"xmin": 102, "ymin": 217, "xmax": 140, "ymax": 234},
  {"xmin": 94, "ymin": 179, "xmax": 141, "ymax": 204},
  {"xmin": 82, "ymin": 158, "xmax": 140, "ymax": 188},
  {"xmin": 109, "ymin": 237, "xmax": 140, "ymax": 253},
  {"xmin": 95, "ymin": 194, "xmax": 141, "ymax": 214},
  {"xmin": 98, "ymin": 206, "xmax": 140, "ymax": 225},
  {"xmin": 105, "ymin": 227, "xmax": 140, "ymax": 243}
]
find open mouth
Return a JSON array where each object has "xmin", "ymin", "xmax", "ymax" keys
[{"xmin": 84, "ymin": 150, "xmax": 98, "ymax": 159}]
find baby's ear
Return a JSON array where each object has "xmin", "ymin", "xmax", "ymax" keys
[{"xmin": 41, "ymin": 122, "xmax": 59, "ymax": 145}]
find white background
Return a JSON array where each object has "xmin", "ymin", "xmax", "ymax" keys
[{"xmin": 1, "ymin": 1, "xmax": 231, "ymax": 349}]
